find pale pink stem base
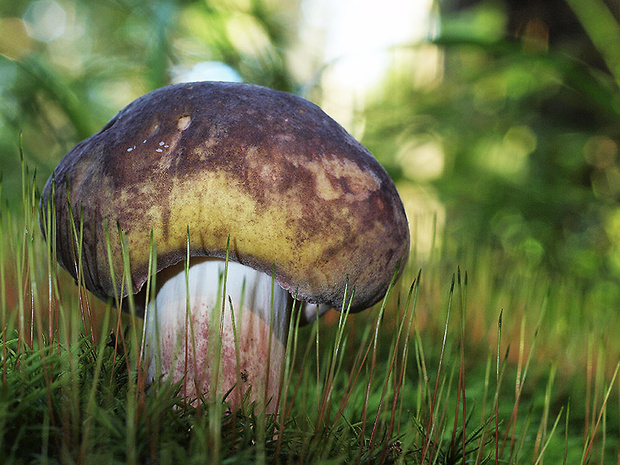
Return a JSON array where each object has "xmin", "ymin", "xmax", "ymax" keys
[{"xmin": 145, "ymin": 258, "xmax": 291, "ymax": 412}]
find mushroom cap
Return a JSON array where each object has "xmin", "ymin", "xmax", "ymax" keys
[{"xmin": 40, "ymin": 82, "xmax": 409, "ymax": 314}]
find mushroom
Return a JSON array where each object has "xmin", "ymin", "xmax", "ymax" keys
[{"xmin": 39, "ymin": 82, "xmax": 410, "ymax": 411}]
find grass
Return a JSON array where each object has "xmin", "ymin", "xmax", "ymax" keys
[{"xmin": 1, "ymin": 159, "xmax": 619, "ymax": 464}]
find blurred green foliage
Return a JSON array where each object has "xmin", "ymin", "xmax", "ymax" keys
[
  {"xmin": 2, "ymin": 0, "xmax": 620, "ymax": 294},
  {"xmin": 363, "ymin": 0, "xmax": 620, "ymax": 293},
  {"xmin": 0, "ymin": 0, "xmax": 298, "ymax": 201}
]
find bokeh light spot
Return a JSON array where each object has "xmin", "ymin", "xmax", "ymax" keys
[{"xmin": 23, "ymin": 0, "xmax": 67, "ymax": 43}]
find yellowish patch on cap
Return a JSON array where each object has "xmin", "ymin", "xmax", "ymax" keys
[{"xmin": 304, "ymin": 155, "xmax": 381, "ymax": 202}]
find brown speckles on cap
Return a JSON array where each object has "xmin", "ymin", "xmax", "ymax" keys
[{"xmin": 40, "ymin": 81, "xmax": 410, "ymax": 315}]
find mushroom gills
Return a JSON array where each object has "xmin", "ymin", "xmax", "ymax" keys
[{"xmin": 145, "ymin": 258, "xmax": 292, "ymax": 410}]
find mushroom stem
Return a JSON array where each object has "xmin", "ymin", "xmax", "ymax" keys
[{"xmin": 145, "ymin": 258, "xmax": 291, "ymax": 412}]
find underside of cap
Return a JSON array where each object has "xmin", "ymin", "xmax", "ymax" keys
[{"xmin": 40, "ymin": 81, "xmax": 410, "ymax": 315}]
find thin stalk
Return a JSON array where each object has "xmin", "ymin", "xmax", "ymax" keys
[
  {"xmin": 581, "ymin": 361, "xmax": 619, "ymax": 464},
  {"xmin": 357, "ymin": 281, "xmax": 397, "ymax": 463},
  {"xmin": 475, "ymin": 355, "xmax": 493, "ymax": 465},
  {"xmin": 317, "ymin": 279, "xmax": 353, "ymax": 429},
  {"xmin": 447, "ymin": 268, "xmax": 466, "ymax": 464},
  {"xmin": 264, "ymin": 263, "xmax": 277, "ymax": 410},
  {"xmin": 139, "ymin": 231, "xmax": 157, "ymax": 373},
  {"xmin": 424, "ymin": 360, "xmax": 456, "ymax": 465},
  {"xmin": 362, "ymin": 266, "xmax": 405, "ymax": 458},
  {"xmin": 104, "ymin": 221, "xmax": 124, "ymax": 380},
  {"xmin": 513, "ymin": 403, "xmax": 536, "ymax": 462},
  {"xmin": 65, "ymin": 187, "xmax": 94, "ymax": 343},
  {"xmin": 413, "ymin": 327, "xmax": 429, "ymax": 419},
  {"xmin": 331, "ymin": 311, "xmax": 373, "ymax": 424},
  {"xmin": 117, "ymin": 226, "xmax": 139, "ymax": 465},
  {"xmin": 390, "ymin": 272, "xmax": 420, "ymax": 439},
  {"xmin": 534, "ymin": 406, "xmax": 564, "ymax": 465},
  {"xmin": 563, "ymin": 400, "xmax": 570, "ymax": 465},
  {"xmin": 420, "ymin": 274, "xmax": 455, "ymax": 464},
  {"xmin": 500, "ymin": 294, "xmax": 547, "ymax": 459},
  {"xmin": 533, "ymin": 362, "xmax": 557, "ymax": 463},
  {"xmin": 0, "ymin": 186, "xmax": 7, "ymax": 383},
  {"xmin": 373, "ymin": 273, "xmax": 421, "ymax": 462},
  {"xmin": 495, "ymin": 310, "xmax": 504, "ymax": 465},
  {"xmin": 79, "ymin": 306, "xmax": 114, "ymax": 462},
  {"xmin": 207, "ymin": 235, "xmax": 230, "ymax": 465},
  {"xmin": 183, "ymin": 228, "xmax": 192, "ymax": 402},
  {"xmin": 110, "ymin": 223, "xmax": 137, "ymax": 388},
  {"xmin": 314, "ymin": 300, "xmax": 321, "ymax": 409},
  {"xmin": 279, "ymin": 292, "xmax": 303, "ymax": 419},
  {"xmin": 585, "ymin": 332, "xmax": 594, "ymax": 443},
  {"xmin": 43, "ymin": 179, "xmax": 61, "ymax": 347},
  {"xmin": 229, "ymin": 296, "xmax": 244, "ymax": 413},
  {"xmin": 14, "ymin": 206, "xmax": 26, "ymax": 351}
]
